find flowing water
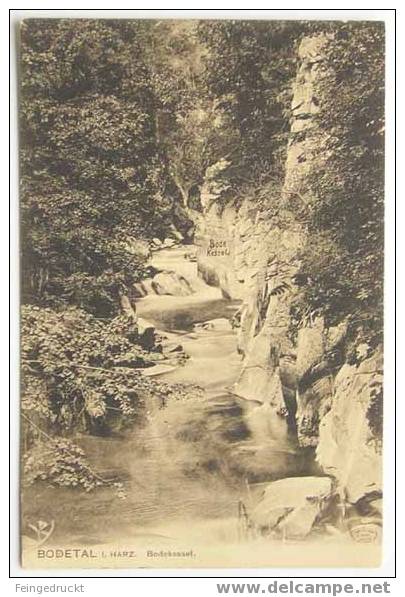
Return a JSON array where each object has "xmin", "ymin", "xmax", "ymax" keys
[
  {"xmin": 22, "ymin": 245, "xmax": 381, "ymax": 567},
  {"xmin": 24, "ymin": 246, "xmax": 307, "ymax": 538},
  {"xmin": 20, "ymin": 248, "xmax": 308, "ymax": 544}
]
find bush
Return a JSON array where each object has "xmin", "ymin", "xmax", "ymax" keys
[
  {"xmin": 21, "ymin": 305, "xmax": 159, "ymax": 437},
  {"xmin": 291, "ymin": 23, "xmax": 384, "ymax": 350},
  {"xmin": 23, "ymin": 438, "xmax": 110, "ymax": 492}
]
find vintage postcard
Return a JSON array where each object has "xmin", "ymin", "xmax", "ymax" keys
[{"xmin": 19, "ymin": 16, "xmax": 385, "ymax": 568}]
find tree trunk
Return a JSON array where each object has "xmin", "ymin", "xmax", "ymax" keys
[{"xmin": 172, "ymin": 173, "xmax": 190, "ymax": 208}]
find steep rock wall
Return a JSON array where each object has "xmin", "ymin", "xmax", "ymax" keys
[
  {"xmin": 196, "ymin": 35, "xmax": 327, "ymax": 433},
  {"xmin": 195, "ymin": 34, "xmax": 383, "ymax": 504},
  {"xmin": 316, "ymin": 349, "xmax": 383, "ymax": 504}
]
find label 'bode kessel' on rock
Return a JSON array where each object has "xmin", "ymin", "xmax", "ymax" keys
[
  {"xmin": 18, "ymin": 15, "xmax": 386, "ymax": 570},
  {"xmin": 205, "ymin": 238, "xmax": 232, "ymax": 258}
]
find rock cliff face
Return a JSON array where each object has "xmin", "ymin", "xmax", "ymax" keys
[
  {"xmin": 317, "ymin": 349, "xmax": 383, "ymax": 504},
  {"xmin": 195, "ymin": 34, "xmax": 383, "ymax": 507}
]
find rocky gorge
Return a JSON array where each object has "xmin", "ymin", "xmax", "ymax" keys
[
  {"xmin": 90, "ymin": 31, "xmax": 383, "ymax": 549},
  {"xmin": 190, "ymin": 33, "xmax": 383, "ymax": 540},
  {"xmin": 20, "ymin": 19, "xmax": 384, "ymax": 567}
]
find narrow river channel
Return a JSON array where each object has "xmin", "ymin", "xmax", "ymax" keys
[{"xmin": 25, "ymin": 245, "xmax": 377, "ymax": 568}]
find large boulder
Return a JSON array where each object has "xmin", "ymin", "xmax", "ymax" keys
[
  {"xmin": 249, "ymin": 476, "xmax": 333, "ymax": 539},
  {"xmin": 151, "ymin": 271, "xmax": 193, "ymax": 296},
  {"xmin": 133, "ymin": 278, "xmax": 158, "ymax": 298}
]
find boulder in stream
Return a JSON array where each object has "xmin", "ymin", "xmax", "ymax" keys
[
  {"xmin": 151, "ymin": 271, "xmax": 194, "ymax": 296},
  {"xmin": 249, "ymin": 476, "xmax": 333, "ymax": 539},
  {"xmin": 161, "ymin": 238, "xmax": 177, "ymax": 248},
  {"xmin": 194, "ymin": 318, "xmax": 232, "ymax": 332}
]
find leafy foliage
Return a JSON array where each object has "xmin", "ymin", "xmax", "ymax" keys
[
  {"xmin": 196, "ymin": 21, "xmax": 309, "ymax": 199},
  {"xmin": 19, "ymin": 19, "xmax": 207, "ymax": 495},
  {"xmin": 23, "ymin": 438, "xmax": 108, "ymax": 491},
  {"xmin": 20, "ymin": 19, "xmax": 175, "ymax": 315},
  {"xmin": 367, "ymin": 383, "xmax": 383, "ymax": 447},
  {"xmin": 21, "ymin": 304, "xmax": 174, "ymax": 436},
  {"xmin": 21, "ymin": 303, "xmax": 199, "ymax": 490},
  {"xmin": 291, "ymin": 22, "xmax": 384, "ymax": 348},
  {"xmin": 20, "ymin": 19, "xmax": 385, "ymax": 494},
  {"xmin": 141, "ymin": 21, "xmax": 236, "ymax": 210}
]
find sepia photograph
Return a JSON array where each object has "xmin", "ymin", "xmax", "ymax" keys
[{"xmin": 18, "ymin": 15, "xmax": 386, "ymax": 569}]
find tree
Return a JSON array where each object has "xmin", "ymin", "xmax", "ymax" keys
[
  {"xmin": 20, "ymin": 19, "xmax": 173, "ymax": 316},
  {"xmin": 140, "ymin": 20, "xmax": 235, "ymax": 210},
  {"xmin": 19, "ymin": 19, "xmax": 192, "ymax": 492},
  {"xmin": 291, "ymin": 22, "xmax": 384, "ymax": 351},
  {"xmin": 197, "ymin": 20, "xmax": 308, "ymax": 196}
]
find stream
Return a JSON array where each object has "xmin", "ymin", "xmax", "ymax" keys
[{"xmin": 24, "ymin": 245, "xmax": 378, "ymax": 568}]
